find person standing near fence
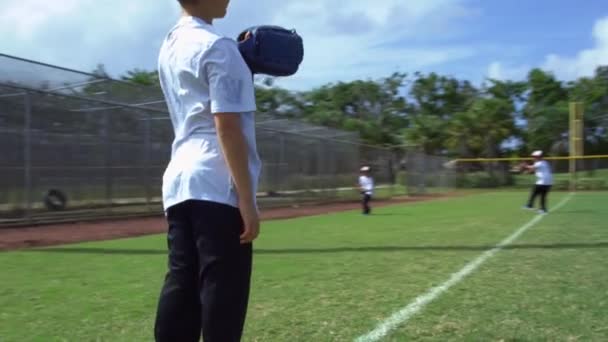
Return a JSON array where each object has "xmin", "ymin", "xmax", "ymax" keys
[
  {"xmin": 154, "ymin": 0, "xmax": 261, "ymax": 341},
  {"xmin": 359, "ymin": 166, "xmax": 374, "ymax": 215},
  {"xmin": 522, "ymin": 150, "xmax": 553, "ymax": 214}
]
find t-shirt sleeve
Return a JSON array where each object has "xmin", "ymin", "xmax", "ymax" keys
[
  {"xmin": 202, "ymin": 38, "xmax": 256, "ymax": 114},
  {"xmin": 534, "ymin": 161, "xmax": 542, "ymax": 169}
]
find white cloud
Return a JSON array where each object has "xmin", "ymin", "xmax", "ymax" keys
[
  {"xmin": 541, "ymin": 16, "xmax": 608, "ymax": 80},
  {"xmin": 1, "ymin": 0, "xmax": 81, "ymax": 38},
  {"xmin": 486, "ymin": 16, "xmax": 608, "ymax": 82},
  {"xmin": 487, "ymin": 62, "xmax": 530, "ymax": 81},
  {"xmin": 257, "ymin": 0, "xmax": 480, "ymax": 89},
  {"xmin": 0, "ymin": 0, "xmax": 182, "ymax": 77},
  {"xmin": 0, "ymin": 0, "xmax": 478, "ymax": 90}
]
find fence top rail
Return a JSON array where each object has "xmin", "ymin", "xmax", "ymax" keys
[
  {"xmin": 0, "ymin": 83, "xmax": 169, "ymax": 114},
  {"xmin": 0, "ymin": 53, "xmax": 134, "ymax": 86}
]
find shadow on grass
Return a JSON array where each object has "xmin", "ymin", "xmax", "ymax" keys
[{"xmin": 24, "ymin": 241, "xmax": 608, "ymax": 256}]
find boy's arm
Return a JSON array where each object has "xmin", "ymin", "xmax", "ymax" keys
[
  {"xmin": 520, "ymin": 162, "xmax": 536, "ymax": 173},
  {"xmin": 215, "ymin": 114, "xmax": 259, "ymax": 244},
  {"xmin": 204, "ymin": 39, "xmax": 260, "ymax": 244}
]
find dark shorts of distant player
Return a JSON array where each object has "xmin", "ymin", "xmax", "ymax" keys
[
  {"xmin": 526, "ymin": 184, "xmax": 552, "ymax": 212},
  {"xmin": 361, "ymin": 192, "xmax": 372, "ymax": 215}
]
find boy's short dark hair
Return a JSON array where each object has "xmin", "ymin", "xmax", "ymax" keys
[{"xmin": 177, "ymin": 0, "xmax": 197, "ymax": 5}]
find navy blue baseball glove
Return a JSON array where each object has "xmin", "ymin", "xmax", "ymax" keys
[{"xmin": 237, "ymin": 26, "xmax": 304, "ymax": 77}]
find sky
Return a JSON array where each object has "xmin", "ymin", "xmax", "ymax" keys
[{"xmin": 1, "ymin": 0, "xmax": 608, "ymax": 91}]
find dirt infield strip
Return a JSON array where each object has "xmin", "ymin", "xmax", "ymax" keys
[{"xmin": 0, "ymin": 195, "xmax": 452, "ymax": 251}]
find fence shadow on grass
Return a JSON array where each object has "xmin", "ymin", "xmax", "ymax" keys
[{"xmin": 24, "ymin": 241, "xmax": 608, "ymax": 256}]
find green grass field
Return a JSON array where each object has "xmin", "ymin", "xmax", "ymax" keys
[{"xmin": 1, "ymin": 191, "xmax": 607, "ymax": 341}]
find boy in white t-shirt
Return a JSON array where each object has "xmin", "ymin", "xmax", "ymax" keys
[
  {"xmin": 522, "ymin": 150, "xmax": 553, "ymax": 214},
  {"xmin": 358, "ymin": 166, "xmax": 374, "ymax": 215},
  {"xmin": 154, "ymin": 1, "xmax": 260, "ymax": 341}
]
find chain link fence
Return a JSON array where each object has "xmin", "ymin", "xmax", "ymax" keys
[
  {"xmin": 1, "ymin": 54, "xmax": 458, "ymax": 225},
  {"xmin": 401, "ymin": 151, "xmax": 456, "ymax": 195}
]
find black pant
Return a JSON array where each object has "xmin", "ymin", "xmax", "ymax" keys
[
  {"xmin": 527, "ymin": 185, "xmax": 552, "ymax": 211},
  {"xmin": 362, "ymin": 193, "xmax": 372, "ymax": 214},
  {"xmin": 155, "ymin": 200, "xmax": 252, "ymax": 342}
]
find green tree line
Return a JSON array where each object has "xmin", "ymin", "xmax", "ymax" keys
[{"xmin": 106, "ymin": 66, "xmax": 608, "ymax": 158}]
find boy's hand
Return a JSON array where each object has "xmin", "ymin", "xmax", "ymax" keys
[{"xmin": 239, "ymin": 200, "xmax": 260, "ymax": 244}]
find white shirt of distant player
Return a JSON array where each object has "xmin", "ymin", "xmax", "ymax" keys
[
  {"xmin": 534, "ymin": 160, "xmax": 553, "ymax": 185},
  {"xmin": 359, "ymin": 175, "xmax": 374, "ymax": 195},
  {"xmin": 158, "ymin": 16, "xmax": 260, "ymax": 210}
]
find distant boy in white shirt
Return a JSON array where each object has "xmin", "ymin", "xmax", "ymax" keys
[
  {"xmin": 358, "ymin": 166, "xmax": 374, "ymax": 215},
  {"xmin": 522, "ymin": 150, "xmax": 553, "ymax": 214}
]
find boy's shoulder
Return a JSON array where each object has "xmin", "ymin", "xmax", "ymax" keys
[{"xmin": 169, "ymin": 18, "xmax": 235, "ymax": 54}]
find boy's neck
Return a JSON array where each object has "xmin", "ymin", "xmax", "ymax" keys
[{"xmin": 181, "ymin": 9, "xmax": 213, "ymax": 25}]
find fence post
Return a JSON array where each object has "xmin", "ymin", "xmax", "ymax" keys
[
  {"xmin": 143, "ymin": 111, "xmax": 152, "ymax": 212},
  {"xmin": 388, "ymin": 150, "xmax": 395, "ymax": 198},
  {"xmin": 23, "ymin": 92, "xmax": 32, "ymax": 222},
  {"xmin": 329, "ymin": 143, "xmax": 337, "ymax": 199},
  {"xmin": 102, "ymin": 112, "xmax": 112, "ymax": 214},
  {"xmin": 317, "ymin": 140, "xmax": 324, "ymax": 199},
  {"xmin": 278, "ymin": 132, "xmax": 285, "ymax": 192},
  {"xmin": 420, "ymin": 152, "xmax": 428, "ymax": 194},
  {"xmin": 569, "ymin": 102, "xmax": 584, "ymax": 192}
]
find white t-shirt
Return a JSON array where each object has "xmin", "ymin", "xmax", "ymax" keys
[
  {"xmin": 534, "ymin": 160, "xmax": 553, "ymax": 185},
  {"xmin": 158, "ymin": 16, "xmax": 260, "ymax": 210},
  {"xmin": 359, "ymin": 175, "xmax": 374, "ymax": 195}
]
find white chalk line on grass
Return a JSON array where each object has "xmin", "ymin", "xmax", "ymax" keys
[{"xmin": 355, "ymin": 193, "xmax": 574, "ymax": 342}]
